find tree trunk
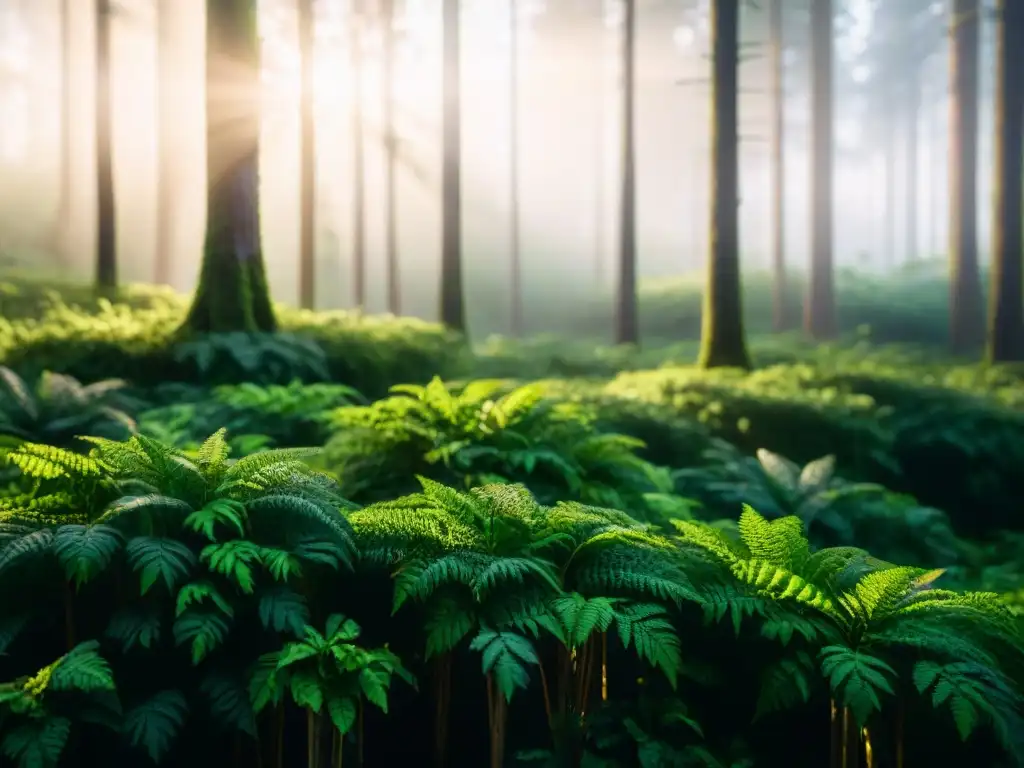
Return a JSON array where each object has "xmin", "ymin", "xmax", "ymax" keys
[
  {"xmin": 884, "ymin": 102, "xmax": 896, "ymax": 268},
  {"xmin": 768, "ymin": 0, "xmax": 787, "ymax": 331},
  {"xmin": 382, "ymin": 0, "xmax": 400, "ymax": 315},
  {"xmin": 95, "ymin": 0, "xmax": 116, "ymax": 292},
  {"xmin": 181, "ymin": 0, "xmax": 276, "ymax": 334},
  {"xmin": 508, "ymin": 0, "xmax": 523, "ymax": 336},
  {"xmin": 298, "ymin": 0, "xmax": 316, "ymax": 309},
  {"xmin": 614, "ymin": 0, "xmax": 638, "ymax": 345},
  {"xmin": 350, "ymin": 2, "xmax": 367, "ymax": 309},
  {"xmin": 905, "ymin": 75, "xmax": 920, "ymax": 262},
  {"xmin": 804, "ymin": 0, "xmax": 836, "ymax": 339},
  {"xmin": 697, "ymin": 0, "xmax": 749, "ymax": 368},
  {"xmin": 56, "ymin": 0, "xmax": 73, "ymax": 267},
  {"xmin": 440, "ymin": 0, "xmax": 466, "ymax": 331},
  {"xmin": 594, "ymin": 19, "xmax": 606, "ymax": 287},
  {"xmin": 987, "ymin": 0, "xmax": 1024, "ymax": 362},
  {"xmin": 154, "ymin": 0, "xmax": 179, "ymax": 286},
  {"xmin": 949, "ymin": 0, "xmax": 985, "ymax": 352}
]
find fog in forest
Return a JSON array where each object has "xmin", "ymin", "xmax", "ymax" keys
[{"xmin": 0, "ymin": 0, "xmax": 1000, "ymax": 331}]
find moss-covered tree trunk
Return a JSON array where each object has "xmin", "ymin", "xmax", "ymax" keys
[
  {"xmin": 298, "ymin": 0, "xmax": 316, "ymax": 309},
  {"xmin": 95, "ymin": 0, "xmax": 116, "ymax": 292},
  {"xmin": 949, "ymin": 0, "xmax": 984, "ymax": 353},
  {"xmin": 803, "ymin": 0, "xmax": 836, "ymax": 340},
  {"xmin": 614, "ymin": 0, "xmax": 638, "ymax": 345},
  {"xmin": 440, "ymin": 0, "xmax": 466, "ymax": 332},
  {"xmin": 182, "ymin": 0, "xmax": 276, "ymax": 334},
  {"xmin": 697, "ymin": 0, "xmax": 750, "ymax": 369},
  {"xmin": 987, "ymin": 0, "xmax": 1024, "ymax": 362}
]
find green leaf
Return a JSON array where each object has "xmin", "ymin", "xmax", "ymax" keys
[
  {"xmin": 469, "ymin": 628, "xmax": 538, "ymax": 703},
  {"xmin": 126, "ymin": 536, "xmax": 196, "ymax": 595},
  {"xmin": 173, "ymin": 611, "xmax": 232, "ymax": 664},
  {"xmin": 184, "ymin": 499, "xmax": 247, "ymax": 542},
  {"xmin": 1, "ymin": 717, "xmax": 71, "ymax": 768},
  {"xmin": 49, "ymin": 640, "xmax": 115, "ymax": 693},
  {"xmin": 200, "ymin": 540, "xmax": 262, "ymax": 593},
  {"xmin": 122, "ymin": 690, "xmax": 188, "ymax": 763},
  {"xmin": 326, "ymin": 695, "xmax": 358, "ymax": 735},
  {"xmin": 52, "ymin": 524, "xmax": 124, "ymax": 589},
  {"xmin": 257, "ymin": 587, "xmax": 309, "ymax": 638}
]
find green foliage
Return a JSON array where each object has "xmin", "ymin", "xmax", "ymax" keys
[
  {"xmin": 0, "ymin": 367, "xmax": 135, "ymax": 449},
  {"xmin": 139, "ymin": 379, "xmax": 364, "ymax": 450},
  {"xmin": 0, "ymin": 293, "xmax": 467, "ymax": 396},
  {"xmin": 323, "ymin": 377, "xmax": 674, "ymax": 521}
]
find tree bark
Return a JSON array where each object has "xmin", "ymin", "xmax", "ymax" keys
[
  {"xmin": 95, "ymin": 0, "xmax": 116, "ymax": 292},
  {"xmin": 298, "ymin": 0, "xmax": 316, "ymax": 308},
  {"xmin": 905, "ymin": 74, "xmax": 920, "ymax": 261},
  {"xmin": 154, "ymin": 0, "xmax": 179, "ymax": 286},
  {"xmin": 508, "ymin": 0, "xmax": 523, "ymax": 336},
  {"xmin": 987, "ymin": 0, "xmax": 1024, "ymax": 361},
  {"xmin": 949, "ymin": 0, "xmax": 985, "ymax": 353},
  {"xmin": 804, "ymin": 0, "xmax": 836, "ymax": 339},
  {"xmin": 440, "ymin": 0, "xmax": 466, "ymax": 331},
  {"xmin": 382, "ymin": 0, "xmax": 400, "ymax": 315},
  {"xmin": 56, "ymin": 0, "xmax": 74, "ymax": 267},
  {"xmin": 697, "ymin": 0, "xmax": 750, "ymax": 368},
  {"xmin": 768, "ymin": 0, "xmax": 787, "ymax": 331},
  {"xmin": 350, "ymin": 1, "xmax": 367, "ymax": 309},
  {"xmin": 614, "ymin": 0, "xmax": 638, "ymax": 345},
  {"xmin": 181, "ymin": 0, "xmax": 276, "ymax": 333}
]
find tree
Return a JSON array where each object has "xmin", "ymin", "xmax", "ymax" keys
[
  {"xmin": 949, "ymin": 0, "xmax": 984, "ymax": 353},
  {"xmin": 697, "ymin": 0, "xmax": 750, "ymax": 369},
  {"xmin": 55, "ymin": 0, "xmax": 73, "ymax": 267},
  {"xmin": 297, "ymin": 0, "xmax": 316, "ymax": 309},
  {"xmin": 508, "ymin": 0, "xmax": 523, "ymax": 336},
  {"xmin": 350, "ymin": 0, "xmax": 368, "ymax": 309},
  {"xmin": 95, "ymin": 0, "xmax": 116, "ymax": 292},
  {"xmin": 614, "ymin": 0, "xmax": 638, "ymax": 345},
  {"xmin": 181, "ymin": 0, "xmax": 276, "ymax": 333},
  {"xmin": 803, "ymin": 0, "xmax": 836, "ymax": 340},
  {"xmin": 382, "ymin": 0, "xmax": 400, "ymax": 314},
  {"xmin": 440, "ymin": 0, "xmax": 466, "ymax": 331},
  {"xmin": 154, "ymin": 0, "xmax": 179, "ymax": 286},
  {"xmin": 768, "ymin": 0, "xmax": 787, "ymax": 331},
  {"xmin": 987, "ymin": 0, "xmax": 1024, "ymax": 362}
]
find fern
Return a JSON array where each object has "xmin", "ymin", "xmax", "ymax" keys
[
  {"xmin": 819, "ymin": 645, "xmax": 896, "ymax": 727},
  {"xmin": 121, "ymin": 690, "xmax": 189, "ymax": 763},
  {"xmin": 469, "ymin": 627, "xmax": 539, "ymax": 702}
]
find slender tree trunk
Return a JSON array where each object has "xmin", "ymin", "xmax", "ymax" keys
[
  {"xmin": 594, "ymin": 22, "xmax": 606, "ymax": 286},
  {"xmin": 94, "ymin": 0, "xmax": 116, "ymax": 292},
  {"xmin": 905, "ymin": 75, "xmax": 920, "ymax": 261},
  {"xmin": 697, "ymin": 0, "xmax": 749, "ymax": 368},
  {"xmin": 56, "ymin": 0, "xmax": 73, "ymax": 267},
  {"xmin": 382, "ymin": 0, "xmax": 400, "ymax": 314},
  {"xmin": 508, "ymin": 0, "xmax": 523, "ymax": 336},
  {"xmin": 804, "ymin": 0, "xmax": 836, "ymax": 339},
  {"xmin": 298, "ymin": 0, "xmax": 316, "ymax": 308},
  {"xmin": 154, "ymin": 0, "xmax": 178, "ymax": 286},
  {"xmin": 350, "ymin": 2, "xmax": 367, "ymax": 309},
  {"xmin": 614, "ymin": 0, "xmax": 637, "ymax": 345},
  {"xmin": 181, "ymin": 0, "xmax": 276, "ymax": 333},
  {"xmin": 884, "ymin": 103, "xmax": 896, "ymax": 268},
  {"xmin": 769, "ymin": 0, "xmax": 787, "ymax": 331},
  {"xmin": 950, "ymin": 0, "xmax": 984, "ymax": 353},
  {"xmin": 440, "ymin": 0, "xmax": 466, "ymax": 331},
  {"xmin": 987, "ymin": 0, "xmax": 1024, "ymax": 362}
]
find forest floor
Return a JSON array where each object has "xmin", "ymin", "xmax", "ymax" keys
[{"xmin": 0, "ymin": 270, "xmax": 1021, "ymax": 767}]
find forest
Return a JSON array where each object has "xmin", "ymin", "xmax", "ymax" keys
[{"xmin": 0, "ymin": 0, "xmax": 1022, "ymax": 767}]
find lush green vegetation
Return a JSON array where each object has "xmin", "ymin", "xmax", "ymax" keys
[{"xmin": 0, "ymin": 274, "xmax": 1022, "ymax": 768}]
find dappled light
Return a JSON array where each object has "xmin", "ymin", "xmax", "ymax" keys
[{"xmin": 0, "ymin": 2, "xmax": 1022, "ymax": 768}]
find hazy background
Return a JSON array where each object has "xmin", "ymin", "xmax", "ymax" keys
[{"xmin": 0, "ymin": 0, "xmax": 998, "ymax": 327}]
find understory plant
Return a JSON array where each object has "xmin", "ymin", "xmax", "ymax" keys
[
  {"xmin": 322, "ymin": 377, "xmax": 672, "ymax": 520},
  {"xmin": 0, "ymin": 430, "xmax": 1018, "ymax": 768}
]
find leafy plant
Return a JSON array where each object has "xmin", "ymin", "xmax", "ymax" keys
[
  {"xmin": 0, "ymin": 367, "xmax": 135, "ymax": 450},
  {"xmin": 323, "ymin": 377, "xmax": 673, "ymax": 521}
]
